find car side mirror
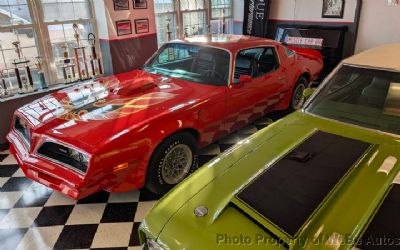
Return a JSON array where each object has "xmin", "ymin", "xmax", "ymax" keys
[{"xmin": 303, "ymin": 88, "xmax": 315, "ymax": 101}]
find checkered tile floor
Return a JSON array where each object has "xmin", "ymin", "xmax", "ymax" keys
[{"xmin": 0, "ymin": 115, "xmax": 280, "ymax": 250}]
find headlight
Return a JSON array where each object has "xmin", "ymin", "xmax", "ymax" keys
[
  {"xmin": 68, "ymin": 148, "xmax": 89, "ymax": 166},
  {"xmin": 145, "ymin": 237, "xmax": 165, "ymax": 250},
  {"xmin": 66, "ymin": 148, "xmax": 89, "ymax": 170},
  {"xmin": 80, "ymin": 153, "xmax": 90, "ymax": 166},
  {"xmin": 37, "ymin": 142, "xmax": 91, "ymax": 173}
]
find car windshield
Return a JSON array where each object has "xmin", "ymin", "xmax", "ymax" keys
[
  {"xmin": 143, "ymin": 43, "xmax": 230, "ymax": 86},
  {"xmin": 306, "ymin": 65, "xmax": 400, "ymax": 135}
]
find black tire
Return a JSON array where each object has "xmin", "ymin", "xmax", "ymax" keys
[
  {"xmin": 288, "ymin": 77, "xmax": 308, "ymax": 112},
  {"xmin": 145, "ymin": 132, "xmax": 198, "ymax": 195}
]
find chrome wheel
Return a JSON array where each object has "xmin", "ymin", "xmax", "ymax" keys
[
  {"xmin": 292, "ymin": 84, "xmax": 306, "ymax": 110},
  {"xmin": 161, "ymin": 144, "xmax": 193, "ymax": 185}
]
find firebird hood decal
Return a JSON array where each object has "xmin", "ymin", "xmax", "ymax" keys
[
  {"xmin": 59, "ymin": 92, "xmax": 175, "ymax": 121},
  {"xmin": 17, "ymin": 70, "xmax": 219, "ymax": 146},
  {"xmin": 18, "ymin": 72, "xmax": 185, "ymax": 125}
]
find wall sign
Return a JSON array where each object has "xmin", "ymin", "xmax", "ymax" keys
[
  {"xmin": 114, "ymin": 0, "xmax": 129, "ymax": 11},
  {"xmin": 242, "ymin": 0, "xmax": 271, "ymax": 37},
  {"xmin": 322, "ymin": 0, "xmax": 345, "ymax": 18},
  {"xmin": 116, "ymin": 20, "xmax": 132, "ymax": 36},
  {"xmin": 133, "ymin": 0, "xmax": 147, "ymax": 9},
  {"xmin": 287, "ymin": 37, "xmax": 324, "ymax": 47},
  {"xmin": 135, "ymin": 19, "xmax": 149, "ymax": 34}
]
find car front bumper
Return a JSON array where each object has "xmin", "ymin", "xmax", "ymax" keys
[{"xmin": 7, "ymin": 130, "xmax": 99, "ymax": 200}]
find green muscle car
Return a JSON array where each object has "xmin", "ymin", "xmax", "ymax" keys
[{"xmin": 139, "ymin": 44, "xmax": 400, "ymax": 250}]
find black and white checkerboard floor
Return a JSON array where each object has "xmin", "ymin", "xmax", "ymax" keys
[{"xmin": 0, "ymin": 115, "xmax": 278, "ymax": 250}]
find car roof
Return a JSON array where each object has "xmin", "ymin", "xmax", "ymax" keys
[
  {"xmin": 169, "ymin": 34, "xmax": 281, "ymax": 52},
  {"xmin": 343, "ymin": 44, "xmax": 400, "ymax": 72}
]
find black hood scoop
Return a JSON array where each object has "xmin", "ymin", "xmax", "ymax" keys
[{"xmin": 236, "ymin": 131, "xmax": 372, "ymax": 238}]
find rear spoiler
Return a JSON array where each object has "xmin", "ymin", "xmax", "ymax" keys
[{"xmin": 286, "ymin": 45, "xmax": 323, "ymax": 64}]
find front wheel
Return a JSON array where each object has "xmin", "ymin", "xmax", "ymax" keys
[
  {"xmin": 145, "ymin": 132, "xmax": 198, "ymax": 195},
  {"xmin": 289, "ymin": 77, "xmax": 308, "ymax": 112}
]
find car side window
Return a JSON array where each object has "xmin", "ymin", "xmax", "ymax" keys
[
  {"xmin": 234, "ymin": 47, "xmax": 279, "ymax": 83},
  {"xmin": 256, "ymin": 47, "xmax": 279, "ymax": 77},
  {"xmin": 234, "ymin": 48, "xmax": 262, "ymax": 82},
  {"xmin": 284, "ymin": 46, "xmax": 295, "ymax": 57}
]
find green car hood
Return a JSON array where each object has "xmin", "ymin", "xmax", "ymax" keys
[{"xmin": 141, "ymin": 112, "xmax": 400, "ymax": 249}]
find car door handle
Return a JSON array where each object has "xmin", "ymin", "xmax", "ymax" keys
[{"xmin": 278, "ymin": 76, "xmax": 286, "ymax": 81}]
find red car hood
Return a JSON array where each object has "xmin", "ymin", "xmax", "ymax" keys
[{"xmin": 17, "ymin": 70, "xmax": 220, "ymax": 149}]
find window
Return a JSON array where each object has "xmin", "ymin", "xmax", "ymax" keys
[
  {"xmin": 144, "ymin": 43, "xmax": 230, "ymax": 86},
  {"xmin": 284, "ymin": 46, "xmax": 295, "ymax": 57},
  {"xmin": 41, "ymin": 0, "xmax": 95, "ymax": 84},
  {"xmin": 210, "ymin": 0, "xmax": 232, "ymax": 34},
  {"xmin": 234, "ymin": 47, "xmax": 279, "ymax": 82},
  {"xmin": 0, "ymin": 0, "xmax": 32, "ymax": 26},
  {"xmin": 256, "ymin": 47, "xmax": 279, "ymax": 76},
  {"xmin": 153, "ymin": 0, "xmax": 233, "ymax": 48},
  {"xmin": 155, "ymin": 0, "xmax": 178, "ymax": 47},
  {"xmin": 0, "ymin": 0, "xmax": 38, "ymax": 94},
  {"xmin": 0, "ymin": 0, "xmax": 97, "ymax": 97},
  {"xmin": 306, "ymin": 65, "xmax": 400, "ymax": 135},
  {"xmin": 41, "ymin": 0, "xmax": 91, "ymax": 22},
  {"xmin": 180, "ymin": 0, "xmax": 207, "ymax": 37}
]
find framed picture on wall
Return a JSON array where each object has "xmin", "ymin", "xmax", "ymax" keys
[
  {"xmin": 135, "ymin": 18, "xmax": 149, "ymax": 34},
  {"xmin": 322, "ymin": 0, "xmax": 345, "ymax": 18},
  {"xmin": 114, "ymin": 0, "xmax": 129, "ymax": 11},
  {"xmin": 116, "ymin": 20, "xmax": 132, "ymax": 36},
  {"xmin": 133, "ymin": 0, "xmax": 147, "ymax": 9}
]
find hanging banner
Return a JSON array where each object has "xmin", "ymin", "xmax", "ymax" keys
[{"xmin": 243, "ymin": 0, "xmax": 271, "ymax": 37}]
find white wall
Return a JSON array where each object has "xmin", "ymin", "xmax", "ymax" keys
[
  {"xmin": 233, "ymin": 0, "xmax": 358, "ymax": 22},
  {"xmin": 355, "ymin": 0, "xmax": 400, "ymax": 53},
  {"xmin": 233, "ymin": 0, "xmax": 244, "ymax": 21},
  {"xmin": 93, "ymin": 0, "xmax": 109, "ymax": 39}
]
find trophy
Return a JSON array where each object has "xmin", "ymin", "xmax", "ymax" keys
[
  {"xmin": 11, "ymin": 41, "xmax": 34, "ymax": 93},
  {"xmin": 166, "ymin": 18, "xmax": 172, "ymax": 42},
  {"xmin": 87, "ymin": 33, "xmax": 103, "ymax": 77},
  {"xmin": 63, "ymin": 46, "xmax": 70, "ymax": 64},
  {"xmin": 222, "ymin": 9, "xmax": 226, "ymax": 33},
  {"xmin": 184, "ymin": 27, "xmax": 189, "ymax": 38},
  {"xmin": 35, "ymin": 56, "xmax": 47, "ymax": 89},
  {"xmin": 0, "ymin": 70, "xmax": 9, "ymax": 97},
  {"xmin": 72, "ymin": 23, "xmax": 89, "ymax": 81},
  {"xmin": 61, "ymin": 45, "xmax": 77, "ymax": 84}
]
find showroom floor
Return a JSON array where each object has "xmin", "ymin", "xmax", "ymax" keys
[{"xmin": 0, "ymin": 115, "xmax": 277, "ymax": 250}]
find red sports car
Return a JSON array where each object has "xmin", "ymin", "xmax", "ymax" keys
[{"xmin": 7, "ymin": 35, "xmax": 323, "ymax": 199}]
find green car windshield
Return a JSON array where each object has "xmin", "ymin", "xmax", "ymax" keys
[
  {"xmin": 306, "ymin": 65, "xmax": 400, "ymax": 135},
  {"xmin": 143, "ymin": 43, "xmax": 230, "ymax": 86}
]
